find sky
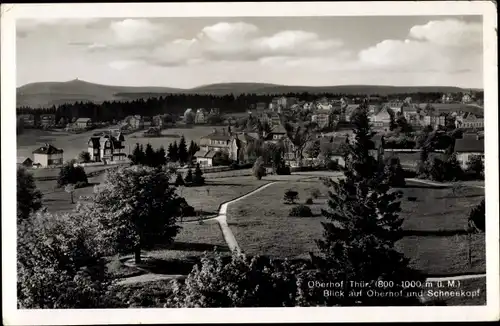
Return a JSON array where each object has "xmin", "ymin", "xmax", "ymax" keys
[{"xmin": 16, "ymin": 15, "xmax": 483, "ymax": 89}]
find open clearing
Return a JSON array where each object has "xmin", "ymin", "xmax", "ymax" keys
[
  {"xmin": 17, "ymin": 125, "xmax": 217, "ymax": 163},
  {"xmin": 226, "ymin": 179, "xmax": 485, "ymax": 276}
]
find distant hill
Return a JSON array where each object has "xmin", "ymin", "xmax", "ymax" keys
[{"xmin": 16, "ymin": 79, "xmax": 477, "ymax": 108}]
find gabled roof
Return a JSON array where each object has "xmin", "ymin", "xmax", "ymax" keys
[
  {"xmin": 194, "ymin": 150, "xmax": 217, "ymax": 158},
  {"xmin": 454, "ymin": 138, "xmax": 484, "ymax": 153},
  {"xmin": 88, "ymin": 136, "xmax": 101, "ymax": 148},
  {"xmin": 17, "ymin": 157, "xmax": 32, "ymax": 164},
  {"xmin": 32, "ymin": 144, "xmax": 63, "ymax": 155},
  {"xmin": 269, "ymin": 124, "xmax": 287, "ymax": 134}
]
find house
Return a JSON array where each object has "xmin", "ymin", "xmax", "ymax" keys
[
  {"xmin": 87, "ymin": 130, "xmax": 126, "ymax": 163},
  {"xmin": 259, "ymin": 112, "xmax": 281, "ymax": 127},
  {"xmin": 152, "ymin": 115, "xmax": 165, "ymax": 129},
  {"xmin": 255, "ymin": 103, "xmax": 267, "ymax": 112},
  {"xmin": 32, "ymin": 143, "xmax": 64, "ymax": 167},
  {"xmin": 316, "ymin": 103, "xmax": 333, "ymax": 111},
  {"xmin": 17, "ymin": 157, "xmax": 33, "ymax": 167},
  {"xmin": 143, "ymin": 127, "xmax": 161, "ymax": 137},
  {"xmin": 462, "ymin": 93, "xmax": 473, "ymax": 104},
  {"xmin": 194, "ymin": 150, "xmax": 217, "ymax": 167},
  {"xmin": 454, "ymin": 133, "xmax": 484, "ymax": 169},
  {"xmin": 18, "ymin": 114, "xmax": 35, "ymax": 127},
  {"xmin": 199, "ymin": 128, "xmax": 233, "ymax": 153},
  {"xmin": 369, "ymin": 106, "xmax": 392, "ymax": 131},
  {"xmin": 421, "ymin": 112, "xmax": 446, "ymax": 130},
  {"xmin": 455, "ymin": 112, "xmax": 484, "ymax": 129},
  {"xmin": 129, "ymin": 115, "xmax": 144, "ymax": 129},
  {"xmin": 269, "ymin": 97, "xmax": 280, "ymax": 111},
  {"xmin": 442, "ymin": 93, "xmax": 453, "ymax": 103},
  {"xmin": 263, "ymin": 124, "xmax": 287, "ymax": 143},
  {"xmin": 143, "ymin": 116, "xmax": 153, "ymax": 128},
  {"xmin": 39, "ymin": 114, "xmax": 56, "ymax": 128},
  {"xmin": 230, "ymin": 132, "xmax": 259, "ymax": 162},
  {"xmin": 76, "ymin": 118, "xmax": 92, "ymax": 129},
  {"xmin": 340, "ymin": 104, "xmax": 359, "ymax": 123},
  {"xmin": 311, "ymin": 109, "xmax": 331, "ymax": 129},
  {"xmin": 385, "ymin": 101, "xmax": 403, "ymax": 114},
  {"xmin": 195, "ymin": 108, "xmax": 208, "ymax": 124},
  {"xmin": 317, "ymin": 135, "xmax": 350, "ymax": 167}
]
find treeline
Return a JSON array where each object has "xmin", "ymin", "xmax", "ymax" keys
[{"xmin": 16, "ymin": 91, "xmax": 483, "ymax": 123}]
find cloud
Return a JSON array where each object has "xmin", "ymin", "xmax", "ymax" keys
[
  {"xmin": 108, "ymin": 19, "xmax": 170, "ymax": 47},
  {"xmin": 134, "ymin": 22, "xmax": 343, "ymax": 66},
  {"xmin": 409, "ymin": 19, "xmax": 482, "ymax": 47},
  {"xmin": 357, "ymin": 19, "xmax": 482, "ymax": 74}
]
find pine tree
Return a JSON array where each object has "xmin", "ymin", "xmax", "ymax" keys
[
  {"xmin": 130, "ymin": 143, "xmax": 145, "ymax": 165},
  {"xmin": 193, "ymin": 163, "xmax": 205, "ymax": 186},
  {"xmin": 184, "ymin": 168, "xmax": 193, "ymax": 185},
  {"xmin": 178, "ymin": 136, "xmax": 189, "ymax": 164},
  {"xmin": 310, "ymin": 103, "xmax": 420, "ymax": 306},
  {"xmin": 144, "ymin": 143, "xmax": 155, "ymax": 167},
  {"xmin": 155, "ymin": 146, "xmax": 167, "ymax": 167},
  {"xmin": 188, "ymin": 140, "xmax": 200, "ymax": 162},
  {"xmin": 167, "ymin": 143, "xmax": 174, "ymax": 162},
  {"xmin": 174, "ymin": 173, "xmax": 185, "ymax": 186},
  {"xmin": 170, "ymin": 141, "xmax": 179, "ymax": 162}
]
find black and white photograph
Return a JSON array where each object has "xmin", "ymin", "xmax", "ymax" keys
[{"xmin": 2, "ymin": 2, "xmax": 498, "ymax": 324}]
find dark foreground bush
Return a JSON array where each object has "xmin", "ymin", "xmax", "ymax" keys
[
  {"xmin": 305, "ymin": 198, "xmax": 314, "ymax": 205},
  {"xmin": 276, "ymin": 166, "xmax": 291, "ymax": 175},
  {"xmin": 289, "ymin": 205, "xmax": 313, "ymax": 217}
]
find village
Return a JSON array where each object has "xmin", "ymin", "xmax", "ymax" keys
[{"xmin": 17, "ymin": 92, "xmax": 484, "ymax": 173}]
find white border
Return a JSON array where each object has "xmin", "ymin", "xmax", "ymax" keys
[{"xmin": 2, "ymin": 2, "xmax": 498, "ymax": 324}]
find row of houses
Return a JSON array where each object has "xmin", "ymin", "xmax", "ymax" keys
[
  {"xmin": 17, "ymin": 114, "xmax": 95, "ymax": 130},
  {"xmin": 183, "ymin": 108, "xmax": 221, "ymax": 124}
]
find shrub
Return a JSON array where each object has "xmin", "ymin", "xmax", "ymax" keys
[
  {"xmin": 289, "ymin": 205, "xmax": 313, "ymax": 217},
  {"xmin": 78, "ymin": 151, "xmax": 91, "ymax": 163},
  {"xmin": 57, "ymin": 162, "xmax": 88, "ymax": 187},
  {"xmin": 310, "ymin": 188, "xmax": 321, "ymax": 199},
  {"xmin": 468, "ymin": 199, "xmax": 485, "ymax": 232},
  {"xmin": 407, "ymin": 196, "xmax": 417, "ymax": 202},
  {"xmin": 192, "ymin": 164, "xmax": 205, "ymax": 186},
  {"xmin": 174, "ymin": 173, "xmax": 185, "ymax": 186},
  {"xmin": 384, "ymin": 157, "xmax": 406, "ymax": 187},
  {"xmin": 252, "ymin": 156, "xmax": 266, "ymax": 180},
  {"xmin": 326, "ymin": 159, "xmax": 340, "ymax": 171},
  {"xmin": 75, "ymin": 181, "xmax": 88, "ymax": 189},
  {"xmin": 167, "ymin": 252, "xmax": 307, "ymax": 307},
  {"xmin": 276, "ymin": 165, "xmax": 291, "ymax": 175},
  {"xmin": 466, "ymin": 155, "xmax": 484, "ymax": 180},
  {"xmin": 283, "ymin": 189, "xmax": 299, "ymax": 204},
  {"xmin": 305, "ymin": 198, "xmax": 314, "ymax": 205}
]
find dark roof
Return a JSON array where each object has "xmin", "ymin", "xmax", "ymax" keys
[
  {"xmin": 76, "ymin": 118, "xmax": 91, "ymax": 123},
  {"xmin": 454, "ymin": 138, "xmax": 484, "ymax": 153},
  {"xmin": 194, "ymin": 150, "xmax": 217, "ymax": 158},
  {"xmin": 269, "ymin": 124, "xmax": 287, "ymax": 134},
  {"xmin": 88, "ymin": 136, "xmax": 100, "ymax": 148},
  {"xmin": 203, "ymin": 133, "xmax": 232, "ymax": 141},
  {"xmin": 32, "ymin": 144, "xmax": 63, "ymax": 155},
  {"xmin": 17, "ymin": 157, "xmax": 32, "ymax": 164}
]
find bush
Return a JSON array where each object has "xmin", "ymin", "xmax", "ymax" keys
[
  {"xmin": 468, "ymin": 199, "xmax": 485, "ymax": 232},
  {"xmin": 407, "ymin": 196, "xmax": 417, "ymax": 202},
  {"xmin": 252, "ymin": 157, "xmax": 266, "ymax": 180},
  {"xmin": 167, "ymin": 252, "xmax": 307, "ymax": 307},
  {"xmin": 192, "ymin": 164, "xmax": 205, "ymax": 186},
  {"xmin": 326, "ymin": 159, "xmax": 340, "ymax": 171},
  {"xmin": 174, "ymin": 173, "xmax": 185, "ymax": 186},
  {"xmin": 58, "ymin": 162, "xmax": 88, "ymax": 187},
  {"xmin": 310, "ymin": 188, "xmax": 321, "ymax": 199},
  {"xmin": 276, "ymin": 165, "xmax": 291, "ymax": 175},
  {"xmin": 384, "ymin": 157, "xmax": 406, "ymax": 187},
  {"xmin": 75, "ymin": 181, "xmax": 88, "ymax": 189},
  {"xmin": 283, "ymin": 189, "xmax": 299, "ymax": 204},
  {"xmin": 289, "ymin": 205, "xmax": 313, "ymax": 217},
  {"xmin": 305, "ymin": 198, "xmax": 314, "ymax": 205}
]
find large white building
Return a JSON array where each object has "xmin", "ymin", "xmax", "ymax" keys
[{"xmin": 32, "ymin": 144, "xmax": 64, "ymax": 167}]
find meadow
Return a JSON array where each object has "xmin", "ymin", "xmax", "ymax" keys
[{"xmin": 226, "ymin": 179, "xmax": 486, "ymax": 276}]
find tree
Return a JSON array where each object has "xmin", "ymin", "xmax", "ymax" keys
[
  {"xmin": 252, "ymin": 156, "xmax": 266, "ymax": 180},
  {"xmin": 174, "ymin": 173, "xmax": 185, "ymax": 187},
  {"xmin": 178, "ymin": 136, "xmax": 189, "ymax": 164},
  {"xmin": 17, "ymin": 211, "xmax": 115, "ymax": 308},
  {"xmin": 284, "ymin": 121, "xmax": 316, "ymax": 166},
  {"xmin": 306, "ymin": 140, "xmax": 321, "ymax": 159},
  {"xmin": 144, "ymin": 143, "xmax": 156, "ymax": 167},
  {"xmin": 81, "ymin": 166, "xmax": 181, "ymax": 264},
  {"xmin": 184, "ymin": 168, "xmax": 194, "ymax": 185},
  {"xmin": 129, "ymin": 143, "xmax": 145, "ymax": 165},
  {"xmin": 167, "ymin": 252, "xmax": 307, "ymax": 307},
  {"xmin": 289, "ymin": 205, "xmax": 313, "ymax": 217},
  {"xmin": 193, "ymin": 163, "xmax": 205, "ymax": 186},
  {"xmin": 310, "ymin": 103, "xmax": 420, "ymax": 305},
  {"xmin": 213, "ymin": 151, "xmax": 231, "ymax": 166},
  {"xmin": 185, "ymin": 111, "xmax": 195, "ymax": 125},
  {"xmin": 171, "ymin": 141, "xmax": 179, "ymax": 162},
  {"xmin": 57, "ymin": 162, "xmax": 88, "ymax": 187},
  {"xmin": 384, "ymin": 157, "xmax": 406, "ymax": 187},
  {"xmin": 468, "ymin": 199, "xmax": 485, "ymax": 232},
  {"xmin": 17, "ymin": 167, "xmax": 43, "ymax": 223},
  {"xmin": 78, "ymin": 151, "xmax": 91, "ymax": 163},
  {"xmin": 283, "ymin": 189, "xmax": 299, "ymax": 204},
  {"xmin": 65, "ymin": 184, "xmax": 76, "ymax": 204},
  {"xmin": 154, "ymin": 146, "xmax": 167, "ymax": 167},
  {"xmin": 188, "ymin": 140, "xmax": 200, "ymax": 162},
  {"xmin": 466, "ymin": 155, "xmax": 484, "ymax": 179}
]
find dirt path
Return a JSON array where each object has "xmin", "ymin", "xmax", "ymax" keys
[{"xmin": 407, "ymin": 178, "xmax": 485, "ymax": 189}]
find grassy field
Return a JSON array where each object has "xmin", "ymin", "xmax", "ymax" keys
[
  {"xmin": 226, "ymin": 179, "xmax": 485, "ymax": 275},
  {"xmin": 17, "ymin": 125, "xmax": 218, "ymax": 164},
  {"xmin": 176, "ymin": 176, "xmax": 268, "ymax": 217}
]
